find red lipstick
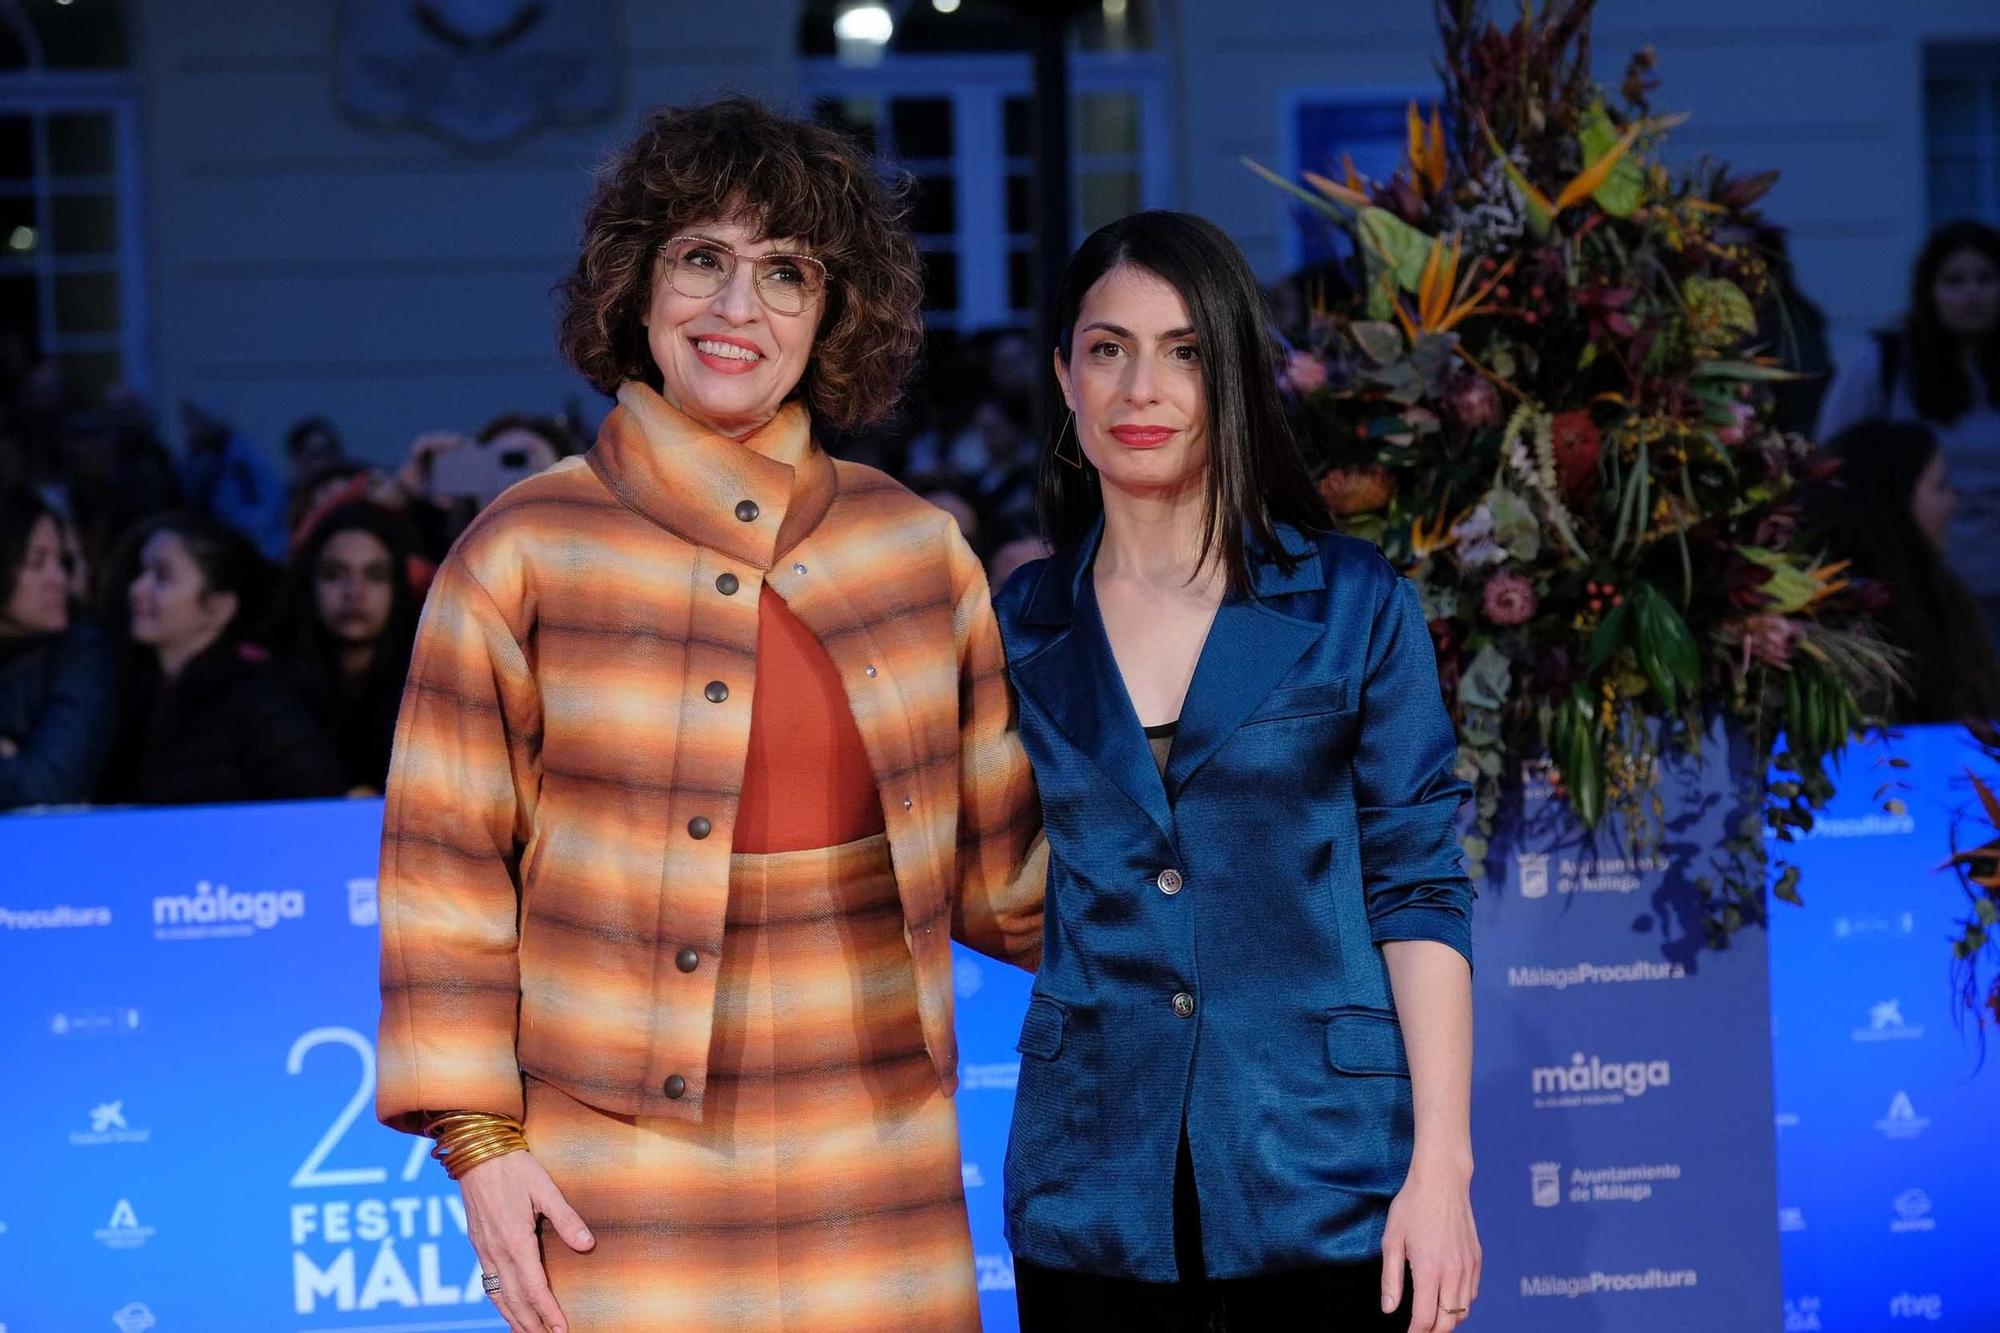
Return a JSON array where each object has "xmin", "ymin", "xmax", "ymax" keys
[{"xmin": 1108, "ymin": 425, "xmax": 1176, "ymax": 448}]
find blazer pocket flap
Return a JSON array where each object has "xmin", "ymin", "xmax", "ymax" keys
[
  {"xmin": 1016, "ymin": 996, "xmax": 1066, "ymax": 1060},
  {"xmin": 1325, "ymin": 1007, "xmax": 1410, "ymax": 1077},
  {"xmin": 1246, "ymin": 678, "xmax": 1353, "ymax": 724}
]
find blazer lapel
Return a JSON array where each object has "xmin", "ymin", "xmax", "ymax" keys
[
  {"xmin": 1008, "ymin": 521, "xmax": 1175, "ymax": 840},
  {"xmin": 1165, "ymin": 527, "xmax": 1327, "ymax": 800}
]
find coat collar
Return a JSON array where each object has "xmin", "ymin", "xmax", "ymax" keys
[
  {"xmin": 587, "ymin": 382, "xmax": 836, "ymax": 571},
  {"xmin": 1009, "ymin": 514, "xmax": 1328, "ymax": 835}
]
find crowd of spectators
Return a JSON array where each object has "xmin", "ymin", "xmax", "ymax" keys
[
  {"xmin": 0, "ymin": 348, "xmax": 588, "ymax": 811},
  {"xmin": 2, "ymin": 220, "xmax": 1997, "ymax": 813}
]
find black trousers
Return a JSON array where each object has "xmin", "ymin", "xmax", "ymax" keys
[{"xmin": 1015, "ymin": 1130, "xmax": 1414, "ymax": 1332}]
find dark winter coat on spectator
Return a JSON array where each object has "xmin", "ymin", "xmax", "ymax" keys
[
  {"xmin": 0, "ymin": 622, "xmax": 116, "ymax": 810},
  {"xmin": 102, "ymin": 639, "xmax": 346, "ymax": 806}
]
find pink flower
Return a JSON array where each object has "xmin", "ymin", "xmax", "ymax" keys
[
  {"xmin": 1482, "ymin": 570, "xmax": 1538, "ymax": 626},
  {"xmin": 1732, "ymin": 613, "xmax": 1800, "ymax": 670},
  {"xmin": 1283, "ymin": 349, "xmax": 1329, "ymax": 396},
  {"xmin": 1443, "ymin": 371, "xmax": 1501, "ymax": 431},
  {"xmin": 1717, "ymin": 400, "xmax": 1756, "ymax": 448}
]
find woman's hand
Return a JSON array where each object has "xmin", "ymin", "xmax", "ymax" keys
[
  {"xmin": 459, "ymin": 1149, "xmax": 595, "ymax": 1333},
  {"xmin": 1381, "ymin": 1154, "xmax": 1480, "ymax": 1330}
]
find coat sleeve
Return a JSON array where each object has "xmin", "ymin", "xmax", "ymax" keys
[
  {"xmin": 1352, "ymin": 572, "xmax": 1475, "ymax": 967},
  {"xmin": 0, "ymin": 625, "xmax": 116, "ymax": 810},
  {"xmin": 944, "ymin": 528, "xmax": 1046, "ymax": 971},
  {"xmin": 376, "ymin": 556, "xmax": 541, "ymax": 1134}
]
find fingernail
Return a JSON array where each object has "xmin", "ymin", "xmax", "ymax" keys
[{"xmin": 579, "ymin": 1230, "xmax": 594, "ymax": 1245}]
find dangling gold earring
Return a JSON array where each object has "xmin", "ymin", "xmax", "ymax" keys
[{"xmin": 1055, "ymin": 411, "xmax": 1084, "ymax": 470}]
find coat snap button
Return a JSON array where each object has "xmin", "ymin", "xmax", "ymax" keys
[
  {"xmin": 715, "ymin": 572, "xmax": 739, "ymax": 595},
  {"xmin": 687, "ymin": 816, "xmax": 712, "ymax": 839},
  {"xmin": 675, "ymin": 947, "xmax": 700, "ymax": 973},
  {"xmin": 704, "ymin": 680, "xmax": 729, "ymax": 703},
  {"xmin": 663, "ymin": 1074, "xmax": 687, "ymax": 1098},
  {"xmin": 734, "ymin": 500, "xmax": 759, "ymax": 522}
]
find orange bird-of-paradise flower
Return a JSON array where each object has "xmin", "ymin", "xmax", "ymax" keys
[
  {"xmin": 1406, "ymin": 102, "xmax": 1448, "ymax": 196},
  {"xmin": 1393, "ymin": 234, "xmax": 1519, "ymax": 339},
  {"xmin": 1408, "ymin": 497, "xmax": 1472, "ymax": 560},
  {"xmin": 1477, "ymin": 111, "xmax": 1684, "ymax": 238}
]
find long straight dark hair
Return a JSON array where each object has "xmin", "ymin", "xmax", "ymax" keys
[
  {"xmin": 1903, "ymin": 219, "xmax": 2000, "ymax": 424},
  {"xmin": 1814, "ymin": 419, "xmax": 2000, "ymax": 722},
  {"xmin": 1038, "ymin": 210, "xmax": 1328, "ymax": 597}
]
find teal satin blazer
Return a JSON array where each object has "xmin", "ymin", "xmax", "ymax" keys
[{"xmin": 993, "ymin": 519, "xmax": 1473, "ymax": 1281}]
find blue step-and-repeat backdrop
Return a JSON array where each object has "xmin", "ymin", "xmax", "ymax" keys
[{"xmin": 0, "ymin": 724, "xmax": 1992, "ymax": 1330}]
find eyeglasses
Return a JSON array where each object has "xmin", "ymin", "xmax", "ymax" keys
[{"xmin": 657, "ymin": 235, "xmax": 828, "ymax": 315}]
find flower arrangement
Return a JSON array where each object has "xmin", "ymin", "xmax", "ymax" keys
[
  {"xmin": 1946, "ymin": 732, "xmax": 2000, "ymax": 1033},
  {"xmin": 1251, "ymin": 0, "xmax": 1899, "ymax": 942}
]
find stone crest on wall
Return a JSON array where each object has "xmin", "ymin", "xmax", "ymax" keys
[{"xmin": 336, "ymin": 1, "xmax": 620, "ymax": 149}]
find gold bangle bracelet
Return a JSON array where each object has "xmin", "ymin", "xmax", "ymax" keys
[
  {"xmin": 425, "ymin": 1110, "xmax": 528, "ymax": 1179},
  {"xmin": 426, "ymin": 1110, "xmax": 521, "ymax": 1139},
  {"xmin": 435, "ymin": 1129, "xmax": 523, "ymax": 1162},
  {"xmin": 441, "ymin": 1138, "xmax": 527, "ymax": 1179},
  {"xmin": 431, "ymin": 1124, "xmax": 525, "ymax": 1158}
]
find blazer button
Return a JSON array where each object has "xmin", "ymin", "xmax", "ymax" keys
[
  {"xmin": 687, "ymin": 816, "xmax": 712, "ymax": 839},
  {"xmin": 1156, "ymin": 868, "xmax": 1184, "ymax": 896},
  {"xmin": 734, "ymin": 500, "xmax": 760, "ymax": 522},
  {"xmin": 704, "ymin": 680, "xmax": 729, "ymax": 703},
  {"xmin": 1172, "ymin": 991, "xmax": 1195, "ymax": 1019},
  {"xmin": 675, "ymin": 946, "xmax": 700, "ymax": 973},
  {"xmin": 715, "ymin": 572, "xmax": 739, "ymax": 595},
  {"xmin": 663, "ymin": 1074, "xmax": 687, "ymax": 1099}
]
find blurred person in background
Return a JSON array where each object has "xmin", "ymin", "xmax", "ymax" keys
[
  {"xmin": 1753, "ymin": 226, "xmax": 1834, "ymax": 438},
  {"xmin": 285, "ymin": 415, "xmax": 347, "ymax": 493},
  {"xmin": 0, "ymin": 485, "xmax": 114, "ymax": 810},
  {"xmin": 284, "ymin": 501, "xmax": 421, "ymax": 794},
  {"xmin": 1810, "ymin": 419, "xmax": 2000, "ymax": 724},
  {"xmin": 908, "ymin": 474, "xmax": 984, "ymax": 555},
  {"xmin": 985, "ymin": 514, "xmax": 1052, "ymax": 590},
  {"xmin": 1817, "ymin": 220, "xmax": 2000, "ymax": 644},
  {"xmin": 178, "ymin": 399, "xmax": 290, "ymax": 562},
  {"xmin": 99, "ymin": 512, "xmax": 343, "ymax": 806}
]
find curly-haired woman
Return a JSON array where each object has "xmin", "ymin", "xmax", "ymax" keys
[{"xmin": 374, "ymin": 98, "xmax": 1044, "ymax": 1333}]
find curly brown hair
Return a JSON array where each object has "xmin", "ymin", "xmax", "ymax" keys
[{"xmin": 557, "ymin": 98, "xmax": 925, "ymax": 432}]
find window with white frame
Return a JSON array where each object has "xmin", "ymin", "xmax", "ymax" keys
[
  {"xmin": 0, "ymin": 0, "xmax": 146, "ymax": 401},
  {"xmin": 801, "ymin": 1, "xmax": 1172, "ymax": 331},
  {"xmin": 1924, "ymin": 42, "xmax": 2000, "ymax": 226}
]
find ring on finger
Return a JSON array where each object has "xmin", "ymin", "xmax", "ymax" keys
[
  {"xmin": 1443, "ymin": 1306, "xmax": 1468, "ymax": 1315},
  {"xmin": 481, "ymin": 1271, "xmax": 503, "ymax": 1295}
]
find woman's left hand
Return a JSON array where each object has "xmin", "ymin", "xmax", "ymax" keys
[{"xmin": 1380, "ymin": 1155, "xmax": 1480, "ymax": 1330}]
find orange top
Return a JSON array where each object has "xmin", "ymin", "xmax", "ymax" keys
[{"xmin": 733, "ymin": 583, "xmax": 887, "ymax": 853}]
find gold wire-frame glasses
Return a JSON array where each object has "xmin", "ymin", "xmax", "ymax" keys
[{"xmin": 657, "ymin": 235, "xmax": 829, "ymax": 315}]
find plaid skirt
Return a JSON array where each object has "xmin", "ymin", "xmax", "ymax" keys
[{"xmin": 524, "ymin": 833, "xmax": 979, "ymax": 1330}]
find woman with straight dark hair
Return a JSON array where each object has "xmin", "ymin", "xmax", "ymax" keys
[
  {"xmin": 100, "ymin": 512, "xmax": 343, "ymax": 806},
  {"xmin": 0, "ymin": 485, "xmax": 114, "ymax": 809},
  {"xmin": 1817, "ymin": 220, "xmax": 2000, "ymax": 643},
  {"xmin": 284, "ymin": 501, "xmax": 422, "ymax": 793},
  {"xmin": 1810, "ymin": 419, "xmax": 2000, "ymax": 724},
  {"xmin": 994, "ymin": 210, "xmax": 1479, "ymax": 1331}
]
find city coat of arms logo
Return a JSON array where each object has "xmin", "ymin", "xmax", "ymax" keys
[{"xmin": 337, "ymin": 1, "xmax": 620, "ymax": 149}]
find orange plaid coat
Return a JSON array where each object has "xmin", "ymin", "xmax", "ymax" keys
[{"xmin": 375, "ymin": 384, "xmax": 1044, "ymax": 1133}]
